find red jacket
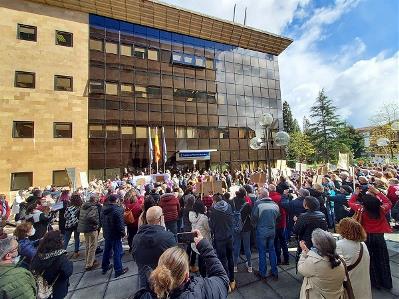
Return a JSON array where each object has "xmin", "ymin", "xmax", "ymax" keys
[
  {"xmin": 387, "ymin": 185, "xmax": 399, "ymax": 205},
  {"xmin": 269, "ymin": 191, "xmax": 286, "ymax": 229},
  {"xmin": 159, "ymin": 193, "xmax": 180, "ymax": 222},
  {"xmin": 349, "ymin": 192, "xmax": 392, "ymax": 233},
  {"xmin": 125, "ymin": 199, "xmax": 143, "ymax": 228},
  {"xmin": 0, "ymin": 199, "xmax": 10, "ymax": 220}
]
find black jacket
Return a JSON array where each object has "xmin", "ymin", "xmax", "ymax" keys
[
  {"xmin": 101, "ymin": 203, "xmax": 125, "ymax": 240},
  {"xmin": 132, "ymin": 224, "xmax": 176, "ymax": 270},
  {"xmin": 133, "ymin": 239, "xmax": 229, "ymax": 299},
  {"xmin": 230, "ymin": 197, "xmax": 252, "ymax": 232},
  {"xmin": 293, "ymin": 211, "xmax": 328, "ymax": 249},
  {"xmin": 209, "ymin": 200, "xmax": 233, "ymax": 241},
  {"xmin": 30, "ymin": 251, "xmax": 73, "ymax": 299},
  {"xmin": 78, "ymin": 202, "xmax": 100, "ymax": 233}
]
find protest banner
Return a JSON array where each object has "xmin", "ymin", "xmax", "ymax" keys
[
  {"xmin": 65, "ymin": 168, "xmax": 76, "ymax": 191},
  {"xmin": 80, "ymin": 172, "xmax": 89, "ymax": 189},
  {"xmin": 132, "ymin": 175, "xmax": 152, "ymax": 186},
  {"xmin": 337, "ymin": 152, "xmax": 349, "ymax": 170},
  {"xmin": 276, "ymin": 160, "xmax": 287, "ymax": 170}
]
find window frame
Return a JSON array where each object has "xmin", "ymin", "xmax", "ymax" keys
[
  {"xmin": 12, "ymin": 121, "xmax": 34, "ymax": 138},
  {"xmin": 15, "ymin": 71, "xmax": 35, "ymax": 89},
  {"xmin": 52, "ymin": 170, "xmax": 69, "ymax": 187},
  {"xmin": 53, "ymin": 122, "xmax": 72, "ymax": 138},
  {"xmin": 89, "ymin": 38, "xmax": 104, "ymax": 51},
  {"xmin": 54, "ymin": 75, "xmax": 73, "ymax": 91},
  {"xmin": 10, "ymin": 172, "xmax": 33, "ymax": 191},
  {"xmin": 17, "ymin": 24, "xmax": 37, "ymax": 42},
  {"xmin": 55, "ymin": 30, "xmax": 73, "ymax": 47}
]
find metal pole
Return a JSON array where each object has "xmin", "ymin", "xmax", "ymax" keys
[{"xmin": 265, "ymin": 126, "xmax": 272, "ymax": 184}]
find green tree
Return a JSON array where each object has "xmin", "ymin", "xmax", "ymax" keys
[
  {"xmin": 303, "ymin": 116, "xmax": 311, "ymax": 134},
  {"xmin": 308, "ymin": 89, "xmax": 342, "ymax": 162},
  {"xmin": 336, "ymin": 122, "xmax": 365, "ymax": 159},
  {"xmin": 283, "ymin": 101, "xmax": 300, "ymax": 133},
  {"xmin": 288, "ymin": 131, "xmax": 316, "ymax": 163}
]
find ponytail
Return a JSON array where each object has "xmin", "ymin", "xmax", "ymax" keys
[
  {"xmin": 150, "ymin": 265, "xmax": 174, "ymax": 299},
  {"xmin": 327, "ymin": 253, "xmax": 341, "ymax": 269}
]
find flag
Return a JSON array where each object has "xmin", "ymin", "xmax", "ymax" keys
[
  {"xmin": 148, "ymin": 127, "xmax": 153, "ymax": 166},
  {"xmin": 154, "ymin": 127, "xmax": 161, "ymax": 164},
  {"xmin": 162, "ymin": 126, "xmax": 167, "ymax": 164}
]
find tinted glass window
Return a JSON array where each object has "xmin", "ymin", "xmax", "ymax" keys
[
  {"xmin": 15, "ymin": 71, "xmax": 35, "ymax": 88},
  {"xmin": 11, "ymin": 172, "xmax": 33, "ymax": 191},
  {"xmin": 54, "ymin": 122, "xmax": 72, "ymax": 138},
  {"xmin": 54, "ymin": 75, "xmax": 73, "ymax": 91},
  {"xmin": 17, "ymin": 24, "xmax": 36, "ymax": 41},
  {"xmin": 13, "ymin": 121, "xmax": 34, "ymax": 138},
  {"xmin": 55, "ymin": 31, "xmax": 73, "ymax": 47}
]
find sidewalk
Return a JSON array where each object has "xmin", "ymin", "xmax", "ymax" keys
[{"xmin": 66, "ymin": 235, "xmax": 399, "ymax": 299}]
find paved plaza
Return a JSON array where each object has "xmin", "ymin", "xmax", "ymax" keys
[{"xmin": 63, "ymin": 234, "xmax": 399, "ymax": 299}]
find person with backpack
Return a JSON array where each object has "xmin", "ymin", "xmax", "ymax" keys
[
  {"xmin": 231, "ymin": 187, "xmax": 252, "ymax": 273},
  {"xmin": 31, "ymin": 231, "xmax": 73, "ymax": 299},
  {"xmin": 209, "ymin": 193, "xmax": 236, "ymax": 292},
  {"xmin": 63, "ymin": 193, "xmax": 82, "ymax": 259},
  {"xmin": 251, "ymin": 188, "xmax": 280, "ymax": 281}
]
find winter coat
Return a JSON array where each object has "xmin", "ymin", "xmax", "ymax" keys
[
  {"xmin": 159, "ymin": 193, "xmax": 180, "ymax": 222},
  {"xmin": 77, "ymin": 202, "xmax": 100, "ymax": 233},
  {"xmin": 189, "ymin": 212, "xmax": 211, "ymax": 254},
  {"xmin": 0, "ymin": 199, "xmax": 11, "ymax": 220},
  {"xmin": 64, "ymin": 206, "xmax": 80, "ymax": 230},
  {"xmin": 308, "ymin": 189, "xmax": 329, "ymax": 221},
  {"xmin": 230, "ymin": 197, "xmax": 252, "ymax": 232},
  {"xmin": 251, "ymin": 198, "xmax": 280, "ymax": 237},
  {"xmin": 101, "ymin": 203, "xmax": 125, "ymax": 240},
  {"xmin": 18, "ymin": 238, "xmax": 38, "ymax": 269},
  {"xmin": 269, "ymin": 191, "xmax": 287, "ymax": 229},
  {"xmin": 30, "ymin": 250, "xmax": 73, "ymax": 299},
  {"xmin": 133, "ymin": 239, "xmax": 229, "ymax": 299},
  {"xmin": 387, "ymin": 185, "xmax": 399, "ymax": 205},
  {"xmin": 293, "ymin": 211, "xmax": 328, "ymax": 249},
  {"xmin": 125, "ymin": 201, "xmax": 143, "ymax": 229},
  {"xmin": 336, "ymin": 239, "xmax": 371, "ymax": 299},
  {"xmin": 209, "ymin": 200, "xmax": 233, "ymax": 241},
  {"xmin": 328, "ymin": 193, "xmax": 351, "ymax": 223},
  {"xmin": 298, "ymin": 250, "xmax": 345, "ymax": 299},
  {"xmin": 276, "ymin": 181, "xmax": 290, "ymax": 195},
  {"xmin": 26, "ymin": 210, "xmax": 52, "ymax": 241},
  {"xmin": 0, "ymin": 264, "xmax": 37, "ymax": 299}
]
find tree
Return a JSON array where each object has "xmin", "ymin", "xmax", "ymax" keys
[
  {"xmin": 287, "ymin": 131, "xmax": 315, "ymax": 163},
  {"xmin": 303, "ymin": 116, "xmax": 311, "ymax": 134},
  {"xmin": 336, "ymin": 122, "xmax": 365, "ymax": 159},
  {"xmin": 283, "ymin": 101, "xmax": 300, "ymax": 133},
  {"xmin": 308, "ymin": 89, "xmax": 342, "ymax": 163},
  {"xmin": 370, "ymin": 102, "xmax": 399, "ymax": 126}
]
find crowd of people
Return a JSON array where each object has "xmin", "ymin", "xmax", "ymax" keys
[{"xmin": 0, "ymin": 164, "xmax": 398, "ymax": 299}]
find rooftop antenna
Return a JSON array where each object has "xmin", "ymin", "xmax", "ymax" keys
[
  {"xmin": 233, "ymin": 4, "xmax": 236, "ymax": 22},
  {"xmin": 244, "ymin": 7, "xmax": 247, "ymax": 25}
]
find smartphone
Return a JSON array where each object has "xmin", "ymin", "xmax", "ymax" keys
[{"xmin": 176, "ymin": 232, "xmax": 197, "ymax": 244}]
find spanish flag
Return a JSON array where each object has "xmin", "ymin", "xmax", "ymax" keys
[{"xmin": 154, "ymin": 127, "xmax": 161, "ymax": 164}]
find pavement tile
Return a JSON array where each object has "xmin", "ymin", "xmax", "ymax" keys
[
  {"xmin": 70, "ymin": 283, "xmax": 107, "ymax": 299},
  {"xmin": 109, "ymin": 261, "xmax": 138, "ymax": 280},
  {"xmin": 69, "ymin": 272, "xmax": 84, "ymax": 290},
  {"xmin": 390, "ymin": 275, "xmax": 399, "ymax": 296},
  {"xmin": 236, "ymin": 281, "xmax": 280, "ymax": 298},
  {"xmin": 72, "ymin": 259, "xmax": 87, "ymax": 275},
  {"xmin": 104, "ymin": 275, "xmax": 139, "ymax": 299},
  {"xmin": 76, "ymin": 268, "xmax": 112, "ymax": 289},
  {"xmin": 227, "ymin": 290, "xmax": 244, "ymax": 299},
  {"xmin": 372, "ymin": 288, "xmax": 396, "ymax": 299}
]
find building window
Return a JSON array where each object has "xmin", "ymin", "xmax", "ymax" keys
[
  {"xmin": 89, "ymin": 80, "xmax": 104, "ymax": 93},
  {"xmin": 15, "ymin": 71, "xmax": 35, "ymax": 88},
  {"xmin": 11, "ymin": 172, "xmax": 33, "ymax": 191},
  {"xmin": 147, "ymin": 86, "xmax": 161, "ymax": 96},
  {"xmin": 53, "ymin": 170, "xmax": 69, "ymax": 187},
  {"xmin": 55, "ymin": 31, "xmax": 73, "ymax": 47},
  {"xmin": 147, "ymin": 49, "xmax": 159, "ymax": 61},
  {"xmin": 106, "ymin": 125, "xmax": 120, "ymax": 138},
  {"xmin": 17, "ymin": 24, "xmax": 37, "ymax": 41},
  {"xmin": 175, "ymin": 127, "xmax": 186, "ymax": 138},
  {"xmin": 134, "ymin": 46, "xmax": 146, "ymax": 59},
  {"xmin": 54, "ymin": 75, "xmax": 73, "ymax": 91},
  {"xmin": 54, "ymin": 122, "xmax": 72, "ymax": 138},
  {"xmin": 121, "ymin": 126, "xmax": 134, "ymax": 135},
  {"xmin": 13, "ymin": 121, "xmax": 34, "ymax": 138},
  {"xmin": 89, "ymin": 39, "xmax": 103, "ymax": 51},
  {"xmin": 89, "ymin": 124, "xmax": 104, "ymax": 138},
  {"xmin": 136, "ymin": 127, "xmax": 147, "ymax": 138},
  {"xmin": 105, "ymin": 82, "xmax": 118, "ymax": 95},
  {"xmin": 120, "ymin": 44, "xmax": 132, "ymax": 56},
  {"xmin": 105, "ymin": 42, "xmax": 118, "ymax": 54},
  {"xmin": 120, "ymin": 83, "xmax": 133, "ymax": 95},
  {"xmin": 135, "ymin": 86, "xmax": 147, "ymax": 98},
  {"xmin": 206, "ymin": 59, "xmax": 214, "ymax": 69}
]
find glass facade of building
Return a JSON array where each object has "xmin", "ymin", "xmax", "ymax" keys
[{"xmin": 88, "ymin": 14, "xmax": 284, "ymax": 178}]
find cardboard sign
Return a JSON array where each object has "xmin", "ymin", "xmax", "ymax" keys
[
  {"xmin": 276, "ymin": 160, "xmax": 287, "ymax": 170},
  {"xmin": 65, "ymin": 168, "xmax": 76, "ymax": 190},
  {"xmin": 312, "ymin": 175, "xmax": 324, "ymax": 185},
  {"xmin": 132, "ymin": 175, "xmax": 152, "ymax": 186},
  {"xmin": 213, "ymin": 181, "xmax": 223, "ymax": 194},
  {"xmin": 295, "ymin": 163, "xmax": 308, "ymax": 172},
  {"xmin": 337, "ymin": 152, "xmax": 349, "ymax": 170},
  {"xmin": 80, "ymin": 172, "xmax": 89, "ymax": 189}
]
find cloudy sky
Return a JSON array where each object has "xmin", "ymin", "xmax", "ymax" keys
[{"xmin": 163, "ymin": 0, "xmax": 399, "ymax": 128}]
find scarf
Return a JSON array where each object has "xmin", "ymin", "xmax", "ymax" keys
[{"xmin": 38, "ymin": 249, "xmax": 66, "ymax": 260}]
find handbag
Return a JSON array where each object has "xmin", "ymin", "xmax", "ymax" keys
[
  {"xmin": 338, "ymin": 257, "xmax": 355, "ymax": 299},
  {"xmin": 124, "ymin": 209, "xmax": 134, "ymax": 225},
  {"xmin": 35, "ymin": 272, "xmax": 60, "ymax": 299}
]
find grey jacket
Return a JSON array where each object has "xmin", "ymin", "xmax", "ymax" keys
[
  {"xmin": 251, "ymin": 198, "xmax": 280, "ymax": 237},
  {"xmin": 77, "ymin": 202, "xmax": 100, "ymax": 233}
]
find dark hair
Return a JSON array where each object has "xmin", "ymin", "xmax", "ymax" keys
[
  {"xmin": 223, "ymin": 192, "xmax": 230, "ymax": 201},
  {"xmin": 70, "ymin": 193, "xmax": 82, "ymax": 207},
  {"xmin": 108, "ymin": 194, "xmax": 119, "ymax": 202},
  {"xmin": 143, "ymin": 196, "xmax": 156, "ymax": 217},
  {"xmin": 362, "ymin": 194, "xmax": 382, "ymax": 219},
  {"xmin": 193, "ymin": 200, "xmax": 206, "ymax": 215},
  {"xmin": 213, "ymin": 194, "xmax": 223, "ymax": 202},
  {"xmin": 304, "ymin": 196, "xmax": 320, "ymax": 211},
  {"xmin": 185, "ymin": 195, "xmax": 195, "ymax": 211},
  {"xmin": 37, "ymin": 231, "xmax": 64, "ymax": 254},
  {"xmin": 33, "ymin": 189, "xmax": 42, "ymax": 197},
  {"xmin": 243, "ymin": 184, "xmax": 254, "ymax": 194},
  {"xmin": 165, "ymin": 187, "xmax": 172, "ymax": 193},
  {"xmin": 235, "ymin": 187, "xmax": 247, "ymax": 199}
]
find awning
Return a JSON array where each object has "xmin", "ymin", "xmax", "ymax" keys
[{"xmin": 176, "ymin": 149, "xmax": 217, "ymax": 161}]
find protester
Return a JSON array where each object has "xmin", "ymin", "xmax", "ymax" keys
[
  {"xmin": 0, "ymin": 194, "xmax": 11, "ymax": 224},
  {"xmin": 252, "ymin": 188, "xmax": 280, "ymax": 281},
  {"xmin": 77, "ymin": 194, "xmax": 100, "ymax": 271},
  {"xmin": 349, "ymin": 185, "xmax": 393, "ymax": 289},
  {"xmin": 328, "ymin": 185, "xmax": 353, "ymax": 224},
  {"xmin": 209, "ymin": 193, "xmax": 236, "ymax": 291},
  {"xmin": 158, "ymin": 187, "xmax": 180, "ymax": 234},
  {"xmin": 336, "ymin": 217, "xmax": 371, "ymax": 298},
  {"xmin": 0, "ymin": 236, "xmax": 37, "ymax": 299},
  {"xmin": 57, "ymin": 189, "xmax": 71, "ymax": 235},
  {"xmin": 138, "ymin": 196, "xmax": 156, "ymax": 228},
  {"xmin": 231, "ymin": 187, "xmax": 253, "ymax": 273},
  {"xmin": 63, "ymin": 193, "xmax": 82, "ymax": 258},
  {"xmin": 13, "ymin": 222, "xmax": 38, "ymax": 269},
  {"xmin": 189, "ymin": 200, "xmax": 211, "ymax": 277},
  {"xmin": 101, "ymin": 194, "xmax": 129, "ymax": 278},
  {"xmin": 30, "ymin": 231, "xmax": 73, "ymax": 299},
  {"xmin": 25, "ymin": 203, "xmax": 53, "ymax": 241},
  {"xmin": 182, "ymin": 194, "xmax": 197, "ymax": 272},
  {"xmin": 298, "ymin": 229, "xmax": 345, "ymax": 298},
  {"xmin": 132, "ymin": 206, "xmax": 177, "ymax": 288},
  {"xmin": 124, "ymin": 189, "xmax": 143, "ymax": 252},
  {"xmin": 133, "ymin": 230, "xmax": 229, "ymax": 299}
]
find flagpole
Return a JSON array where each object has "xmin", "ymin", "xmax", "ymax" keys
[
  {"xmin": 148, "ymin": 126, "xmax": 153, "ymax": 175},
  {"xmin": 162, "ymin": 126, "xmax": 167, "ymax": 173},
  {"xmin": 155, "ymin": 127, "xmax": 159, "ymax": 174}
]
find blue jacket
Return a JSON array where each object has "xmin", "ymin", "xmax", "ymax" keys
[
  {"xmin": 18, "ymin": 238, "xmax": 38, "ymax": 269},
  {"xmin": 101, "ymin": 203, "xmax": 125, "ymax": 240},
  {"xmin": 251, "ymin": 198, "xmax": 280, "ymax": 237},
  {"xmin": 209, "ymin": 200, "xmax": 233, "ymax": 241}
]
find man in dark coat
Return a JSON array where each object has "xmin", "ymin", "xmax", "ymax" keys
[
  {"xmin": 101, "ymin": 194, "xmax": 128, "ymax": 278},
  {"xmin": 132, "ymin": 206, "xmax": 176, "ymax": 288}
]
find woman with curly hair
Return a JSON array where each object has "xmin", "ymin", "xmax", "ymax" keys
[{"xmin": 336, "ymin": 217, "xmax": 371, "ymax": 298}]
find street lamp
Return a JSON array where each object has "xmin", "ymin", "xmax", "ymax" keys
[{"xmin": 250, "ymin": 112, "xmax": 290, "ymax": 183}]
